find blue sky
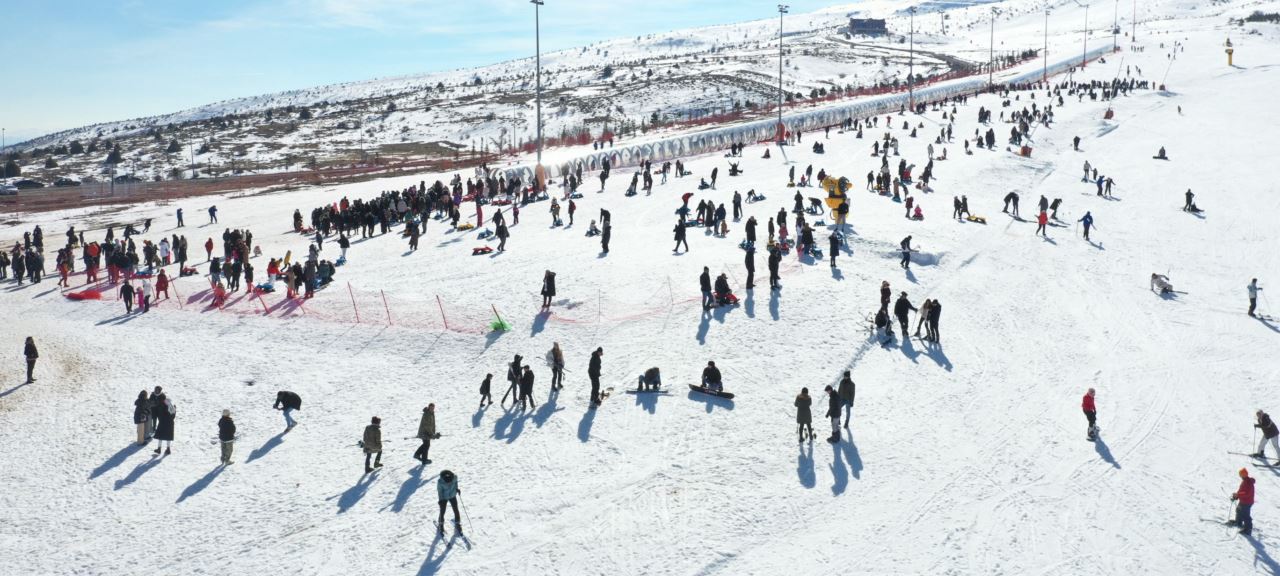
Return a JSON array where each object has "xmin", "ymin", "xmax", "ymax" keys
[{"xmin": 1, "ymin": 0, "xmax": 851, "ymax": 145}]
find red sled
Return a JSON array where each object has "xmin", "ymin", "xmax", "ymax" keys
[
  {"xmin": 472, "ymin": 246, "xmax": 494, "ymax": 256},
  {"xmin": 65, "ymin": 291, "xmax": 104, "ymax": 301}
]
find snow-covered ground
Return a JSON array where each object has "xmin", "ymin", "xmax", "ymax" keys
[{"xmin": 4, "ymin": 2, "xmax": 1280, "ymax": 575}]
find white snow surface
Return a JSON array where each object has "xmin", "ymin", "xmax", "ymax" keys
[{"xmin": 4, "ymin": 3, "xmax": 1280, "ymax": 576}]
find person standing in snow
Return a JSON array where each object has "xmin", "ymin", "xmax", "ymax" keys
[
  {"xmin": 363, "ymin": 417, "xmax": 383, "ymax": 473},
  {"xmin": 926, "ymin": 299, "xmax": 942, "ymax": 342},
  {"xmin": 478, "ymin": 374, "xmax": 493, "ymax": 408},
  {"xmin": 600, "ymin": 222, "xmax": 611, "ymax": 254},
  {"xmin": 1078, "ymin": 212, "xmax": 1095, "ymax": 241},
  {"xmin": 700, "ymin": 267, "xmax": 713, "ymax": 310},
  {"xmin": 825, "ymin": 385, "xmax": 842, "ymax": 443},
  {"xmin": 274, "ymin": 391, "xmax": 301, "ymax": 431},
  {"xmin": 768, "ymin": 248, "xmax": 782, "ymax": 290},
  {"xmin": 588, "ymin": 348, "xmax": 604, "ymax": 406},
  {"xmin": 795, "ymin": 388, "xmax": 813, "ymax": 443},
  {"xmin": 1229, "ymin": 468, "xmax": 1256, "ymax": 535},
  {"xmin": 673, "ymin": 220, "xmax": 689, "ymax": 253},
  {"xmin": 744, "ymin": 247, "xmax": 755, "ymax": 289},
  {"xmin": 502, "ymin": 355, "xmax": 523, "ymax": 407},
  {"xmin": 837, "ymin": 371, "xmax": 855, "ymax": 424},
  {"xmin": 549, "ymin": 343, "xmax": 565, "ymax": 391},
  {"xmin": 414, "ymin": 404, "xmax": 436, "ymax": 464},
  {"xmin": 894, "ymin": 292, "xmax": 917, "ymax": 336},
  {"xmin": 1003, "ymin": 192, "xmax": 1020, "ymax": 217},
  {"xmin": 518, "ymin": 366, "xmax": 537, "ymax": 411},
  {"xmin": 218, "ymin": 409, "xmax": 236, "ymax": 466},
  {"xmin": 879, "ymin": 280, "xmax": 892, "ymax": 314},
  {"xmin": 1083, "ymin": 388, "xmax": 1098, "ymax": 440},
  {"xmin": 829, "ymin": 233, "xmax": 840, "ymax": 268},
  {"xmin": 1036, "ymin": 210, "xmax": 1049, "ymax": 237},
  {"xmin": 900, "ymin": 236, "xmax": 913, "ymax": 269},
  {"xmin": 1253, "ymin": 410, "xmax": 1280, "ymax": 461},
  {"xmin": 436, "ymin": 469, "xmax": 462, "ymax": 536},
  {"xmin": 133, "ymin": 390, "xmax": 151, "ymax": 445},
  {"xmin": 153, "ymin": 392, "xmax": 176, "ymax": 456},
  {"xmin": 1248, "ymin": 279, "xmax": 1262, "ymax": 317},
  {"xmin": 23, "ymin": 336, "xmax": 38, "ymax": 384},
  {"xmin": 540, "ymin": 270, "xmax": 556, "ymax": 309}
]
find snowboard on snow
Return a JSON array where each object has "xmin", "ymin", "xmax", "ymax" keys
[
  {"xmin": 688, "ymin": 384, "xmax": 735, "ymax": 399},
  {"xmin": 625, "ymin": 388, "xmax": 672, "ymax": 395}
]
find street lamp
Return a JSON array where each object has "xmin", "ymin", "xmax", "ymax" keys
[
  {"xmin": 776, "ymin": 4, "xmax": 788, "ymax": 145},
  {"xmin": 1043, "ymin": 5, "xmax": 1050, "ymax": 83},
  {"xmin": 1073, "ymin": 0, "xmax": 1090, "ymax": 68},
  {"xmin": 908, "ymin": 7, "xmax": 916, "ymax": 109},
  {"xmin": 989, "ymin": 7, "xmax": 998, "ymax": 87},
  {"xmin": 1112, "ymin": 0, "xmax": 1118, "ymax": 52},
  {"xmin": 529, "ymin": 0, "xmax": 545, "ymax": 192}
]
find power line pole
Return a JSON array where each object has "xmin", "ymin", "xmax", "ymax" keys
[
  {"xmin": 776, "ymin": 4, "xmax": 788, "ymax": 145},
  {"xmin": 532, "ymin": 0, "xmax": 545, "ymax": 191},
  {"xmin": 1112, "ymin": 0, "xmax": 1118, "ymax": 52},
  {"xmin": 1043, "ymin": 6, "xmax": 1050, "ymax": 83},
  {"xmin": 908, "ymin": 6, "xmax": 917, "ymax": 109},
  {"xmin": 1073, "ymin": 0, "xmax": 1090, "ymax": 68},
  {"xmin": 989, "ymin": 8, "xmax": 998, "ymax": 87}
]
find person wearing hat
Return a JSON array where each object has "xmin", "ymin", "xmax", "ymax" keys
[
  {"xmin": 363, "ymin": 417, "xmax": 383, "ymax": 473},
  {"xmin": 414, "ymin": 404, "xmax": 437, "ymax": 464},
  {"xmin": 1229, "ymin": 468, "xmax": 1256, "ymax": 535},
  {"xmin": 588, "ymin": 348, "xmax": 604, "ymax": 406},
  {"xmin": 824, "ymin": 385, "xmax": 842, "ymax": 443},
  {"xmin": 701, "ymin": 361, "xmax": 722, "ymax": 392},
  {"xmin": 1253, "ymin": 410, "xmax": 1280, "ymax": 460},
  {"xmin": 893, "ymin": 292, "xmax": 917, "ymax": 337},
  {"xmin": 436, "ymin": 469, "xmax": 462, "ymax": 536},
  {"xmin": 218, "ymin": 409, "xmax": 237, "ymax": 465},
  {"xmin": 1082, "ymin": 389, "xmax": 1098, "ymax": 441}
]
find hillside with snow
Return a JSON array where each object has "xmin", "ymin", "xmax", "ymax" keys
[{"xmin": 4, "ymin": 0, "xmax": 1280, "ymax": 575}]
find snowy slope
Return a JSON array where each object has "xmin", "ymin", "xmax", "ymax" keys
[{"xmin": 4, "ymin": 1, "xmax": 1280, "ymax": 576}]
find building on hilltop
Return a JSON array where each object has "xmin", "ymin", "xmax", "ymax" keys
[{"xmin": 848, "ymin": 18, "xmax": 887, "ymax": 37}]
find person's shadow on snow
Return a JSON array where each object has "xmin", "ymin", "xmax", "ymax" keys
[
  {"xmin": 176, "ymin": 465, "xmax": 225, "ymax": 503},
  {"xmin": 417, "ymin": 530, "xmax": 459, "ymax": 576},
  {"xmin": 1245, "ymin": 533, "xmax": 1280, "ymax": 576},
  {"xmin": 1094, "ymin": 436, "xmax": 1120, "ymax": 469},
  {"xmin": 113, "ymin": 455, "xmax": 163, "ymax": 490},
  {"xmin": 769, "ymin": 289, "xmax": 780, "ymax": 321},
  {"xmin": 797, "ymin": 442, "xmax": 816, "ymax": 489},
  {"xmin": 332, "ymin": 472, "xmax": 378, "ymax": 514},
  {"xmin": 830, "ymin": 440, "xmax": 849, "ymax": 496},
  {"xmin": 532, "ymin": 389, "xmax": 564, "ymax": 428},
  {"xmin": 245, "ymin": 431, "xmax": 286, "ymax": 464},
  {"xmin": 385, "ymin": 467, "xmax": 436, "ymax": 513},
  {"xmin": 91, "ymin": 443, "xmax": 144, "ymax": 479},
  {"xmin": 577, "ymin": 407, "xmax": 597, "ymax": 442}
]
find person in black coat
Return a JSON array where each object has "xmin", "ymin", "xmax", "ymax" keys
[
  {"xmin": 926, "ymin": 299, "xmax": 942, "ymax": 342},
  {"xmin": 153, "ymin": 393, "xmax": 175, "ymax": 456},
  {"xmin": 600, "ymin": 223, "xmax": 611, "ymax": 254},
  {"xmin": 218, "ymin": 409, "xmax": 237, "ymax": 465},
  {"xmin": 478, "ymin": 373, "xmax": 493, "ymax": 408},
  {"xmin": 744, "ymin": 248, "xmax": 755, "ymax": 289},
  {"xmin": 699, "ymin": 267, "xmax": 713, "ymax": 309},
  {"xmin": 825, "ymin": 385, "xmax": 842, "ymax": 443},
  {"xmin": 768, "ymin": 249, "xmax": 782, "ymax": 290},
  {"xmin": 701, "ymin": 361, "xmax": 722, "ymax": 391},
  {"xmin": 133, "ymin": 390, "xmax": 151, "ymax": 445},
  {"xmin": 501, "ymin": 355, "xmax": 523, "ymax": 407},
  {"xmin": 518, "ymin": 366, "xmax": 537, "ymax": 411},
  {"xmin": 894, "ymin": 292, "xmax": 917, "ymax": 337},
  {"xmin": 673, "ymin": 221, "xmax": 688, "ymax": 253},
  {"xmin": 541, "ymin": 270, "xmax": 557, "ymax": 308},
  {"xmin": 274, "ymin": 391, "xmax": 302, "ymax": 430},
  {"xmin": 120, "ymin": 280, "xmax": 136, "ymax": 314},
  {"xmin": 829, "ymin": 233, "xmax": 840, "ymax": 268},
  {"xmin": 23, "ymin": 336, "xmax": 38, "ymax": 384},
  {"xmin": 745, "ymin": 216, "xmax": 757, "ymax": 244},
  {"xmin": 588, "ymin": 348, "xmax": 603, "ymax": 406}
]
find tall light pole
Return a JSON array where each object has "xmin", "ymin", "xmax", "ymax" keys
[
  {"xmin": 529, "ymin": 0, "xmax": 545, "ymax": 192},
  {"xmin": 1073, "ymin": 0, "xmax": 1090, "ymax": 68},
  {"xmin": 776, "ymin": 4, "xmax": 788, "ymax": 145},
  {"xmin": 908, "ymin": 6, "xmax": 916, "ymax": 109},
  {"xmin": 1043, "ymin": 6, "xmax": 1050, "ymax": 83},
  {"xmin": 1132, "ymin": 0, "xmax": 1137, "ymax": 41},
  {"xmin": 989, "ymin": 8, "xmax": 998, "ymax": 87},
  {"xmin": 1112, "ymin": 0, "xmax": 1118, "ymax": 52}
]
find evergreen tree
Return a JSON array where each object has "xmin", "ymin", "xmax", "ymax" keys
[
  {"xmin": 44, "ymin": 158, "xmax": 58, "ymax": 169},
  {"xmin": 2, "ymin": 159, "xmax": 19, "ymax": 178},
  {"xmin": 299, "ymin": 108, "xmax": 313, "ymax": 120},
  {"xmin": 166, "ymin": 139, "xmax": 181, "ymax": 154},
  {"xmin": 105, "ymin": 145, "xmax": 122, "ymax": 165},
  {"xmin": 69, "ymin": 140, "xmax": 84, "ymax": 154}
]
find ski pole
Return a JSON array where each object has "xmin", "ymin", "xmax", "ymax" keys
[{"xmin": 459, "ymin": 493, "xmax": 474, "ymax": 534}]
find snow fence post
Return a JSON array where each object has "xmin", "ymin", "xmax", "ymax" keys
[
  {"xmin": 436, "ymin": 295, "xmax": 450, "ymax": 331},
  {"xmin": 256, "ymin": 291, "xmax": 269, "ymax": 315},
  {"xmin": 381, "ymin": 289, "xmax": 392, "ymax": 326},
  {"xmin": 348, "ymin": 282, "xmax": 360, "ymax": 323},
  {"xmin": 173, "ymin": 282, "xmax": 183, "ymax": 310}
]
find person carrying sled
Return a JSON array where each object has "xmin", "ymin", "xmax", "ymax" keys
[
  {"xmin": 795, "ymin": 388, "xmax": 813, "ymax": 443},
  {"xmin": 1083, "ymin": 388, "xmax": 1098, "ymax": 440},
  {"xmin": 1254, "ymin": 410, "xmax": 1280, "ymax": 461},
  {"xmin": 1229, "ymin": 468, "xmax": 1256, "ymax": 535},
  {"xmin": 701, "ymin": 361, "xmax": 723, "ymax": 392}
]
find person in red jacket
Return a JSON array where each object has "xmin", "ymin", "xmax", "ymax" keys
[
  {"xmin": 1036, "ymin": 210, "xmax": 1049, "ymax": 237},
  {"xmin": 1082, "ymin": 388, "xmax": 1098, "ymax": 440},
  {"xmin": 204, "ymin": 238, "xmax": 215, "ymax": 262},
  {"xmin": 1230, "ymin": 468, "xmax": 1256, "ymax": 535}
]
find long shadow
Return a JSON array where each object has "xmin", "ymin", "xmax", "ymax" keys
[
  {"xmin": 531, "ymin": 390, "xmax": 564, "ymax": 428},
  {"xmin": 577, "ymin": 408, "xmax": 597, "ymax": 442},
  {"xmin": 90, "ymin": 443, "xmax": 143, "ymax": 479},
  {"xmin": 1089, "ymin": 240, "xmax": 1106, "ymax": 250},
  {"xmin": 1094, "ymin": 436, "xmax": 1121, "ymax": 469},
  {"xmin": 492, "ymin": 408, "xmax": 525, "ymax": 444},
  {"xmin": 830, "ymin": 440, "xmax": 849, "ymax": 495},
  {"xmin": 905, "ymin": 267, "xmax": 918, "ymax": 284},
  {"xmin": 743, "ymin": 288, "xmax": 755, "ymax": 318},
  {"xmin": 769, "ymin": 289, "xmax": 780, "ymax": 321},
  {"xmin": 245, "ymin": 431, "xmax": 286, "ymax": 464},
  {"xmin": 1245, "ymin": 534, "xmax": 1280, "ymax": 576},
  {"xmin": 696, "ymin": 312, "xmax": 710, "ymax": 344},
  {"xmin": 923, "ymin": 340, "xmax": 953, "ymax": 371},
  {"xmin": 900, "ymin": 333, "xmax": 921, "ymax": 364},
  {"xmin": 687, "ymin": 389, "xmax": 734, "ymax": 413},
  {"xmin": 1256, "ymin": 317, "xmax": 1280, "ymax": 334},
  {"xmin": 632, "ymin": 390, "xmax": 660, "ymax": 414},
  {"xmin": 176, "ymin": 465, "xmax": 225, "ymax": 503},
  {"xmin": 530, "ymin": 311, "xmax": 550, "ymax": 337},
  {"xmin": 1041, "ymin": 235, "xmax": 1058, "ymax": 245},
  {"xmin": 113, "ymin": 455, "xmax": 163, "ymax": 490},
  {"xmin": 842, "ymin": 432, "xmax": 864, "ymax": 479},
  {"xmin": 831, "ymin": 267, "xmax": 844, "ymax": 281},
  {"xmin": 0, "ymin": 381, "xmax": 30, "ymax": 399},
  {"xmin": 386, "ymin": 467, "xmax": 437, "ymax": 513},
  {"xmin": 471, "ymin": 405, "xmax": 488, "ymax": 428},
  {"xmin": 483, "ymin": 329, "xmax": 505, "ymax": 351},
  {"xmin": 417, "ymin": 532, "xmax": 459, "ymax": 576},
  {"xmin": 797, "ymin": 442, "xmax": 816, "ymax": 488},
  {"xmin": 335, "ymin": 472, "xmax": 379, "ymax": 514}
]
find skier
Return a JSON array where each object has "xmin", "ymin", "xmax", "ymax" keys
[
  {"xmin": 1229, "ymin": 468, "xmax": 1256, "ymax": 535},
  {"xmin": 894, "ymin": 292, "xmax": 917, "ymax": 337},
  {"xmin": 23, "ymin": 336, "xmax": 38, "ymax": 384},
  {"xmin": 414, "ymin": 404, "xmax": 436, "ymax": 464},
  {"xmin": 837, "ymin": 371, "xmax": 855, "ymax": 423},
  {"xmin": 825, "ymin": 385, "xmax": 842, "ymax": 443},
  {"xmin": 1254, "ymin": 410, "xmax": 1280, "ymax": 461},
  {"xmin": 795, "ymin": 388, "xmax": 813, "ymax": 443},
  {"xmin": 1083, "ymin": 388, "xmax": 1098, "ymax": 441},
  {"xmin": 1150, "ymin": 273, "xmax": 1173, "ymax": 295},
  {"xmin": 1078, "ymin": 212, "xmax": 1095, "ymax": 241},
  {"xmin": 700, "ymin": 267, "xmax": 713, "ymax": 310},
  {"xmin": 436, "ymin": 469, "xmax": 462, "ymax": 536},
  {"xmin": 274, "ymin": 390, "xmax": 302, "ymax": 431},
  {"xmin": 1248, "ymin": 279, "xmax": 1262, "ymax": 317},
  {"xmin": 362, "ymin": 416, "xmax": 383, "ymax": 473},
  {"xmin": 701, "ymin": 361, "xmax": 723, "ymax": 392},
  {"xmin": 540, "ymin": 270, "xmax": 556, "ymax": 308},
  {"xmin": 153, "ymin": 392, "xmax": 176, "ymax": 456},
  {"xmin": 218, "ymin": 409, "xmax": 236, "ymax": 466},
  {"xmin": 588, "ymin": 348, "xmax": 604, "ymax": 406},
  {"xmin": 1183, "ymin": 189, "xmax": 1195, "ymax": 212},
  {"xmin": 133, "ymin": 390, "xmax": 151, "ymax": 445},
  {"xmin": 478, "ymin": 374, "xmax": 493, "ymax": 407}
]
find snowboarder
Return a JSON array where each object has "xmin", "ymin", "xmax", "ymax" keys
[
  {"xmin": 637, "ymin": 367, "xmax": 662, "ymax": 391},
  {"xmin": 23, "ymin": 336, "xmax": 37, "ymax": 384},
  {"xmin": 218, "ymin": 409, "xmax": 236, "ymax": 465},
  {"xmin": 541, "ymin": 270, "xmax": 556, "ymax": 308},
  {"xmin": 795, "ymin": 388, "xmax": 814, "ymax": 443},
  {"xmin": 701, "ymin": 361, "xmax": 723, "ymax": 392},
  {"xmin": 414, "ymin": 404, "xmax": 436, "ymax": 464},
  {"xmin": 900, "ymin": 236, "xmax": 913, "ymax": 269},
  {"xmin": 274, "ymin": 390, "xmax": 302, "ymax": 431},
  {"xmin": 1248, "ymin": 279, "xmax": 1262, "ymax": 317},
  {"xmin": 825, "ymin": 385, "xmax": 841, "ymax": 443},
  {"xmin": 837, "ymin": 371, "xmax": 855, "ymax": 423},
  {"xmin": 1083, "ymin": 388, "xmax": 1098, "ymax": 440},
  {"xmin": 1254, "ymin": 410, "xmax": 1280, "ymax": 461},
  {"xmin": 1078, "ymin": 212, "xmax": 1095, "ymax": 241},
  {"xmin": 894, "ymin": 292, "xmax": 917, "ymax": 336},
  {"xmin": 1229, "ymin": 468, "xmax": 1256, "ymax": 535},
  {"xmin": 362, "ymin": 416, "xmax": 383, "ymax": 473},
  {"xmin": 478, "ymin": 374, "xmax": 493, "ymax": 407},
  {"xmin": 588, "ymin": 348, "xmax": 604, "ymax": 405},
  {"xmin": 436, "ymin": 469, "xmax": 462, "ymax": 536}
]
